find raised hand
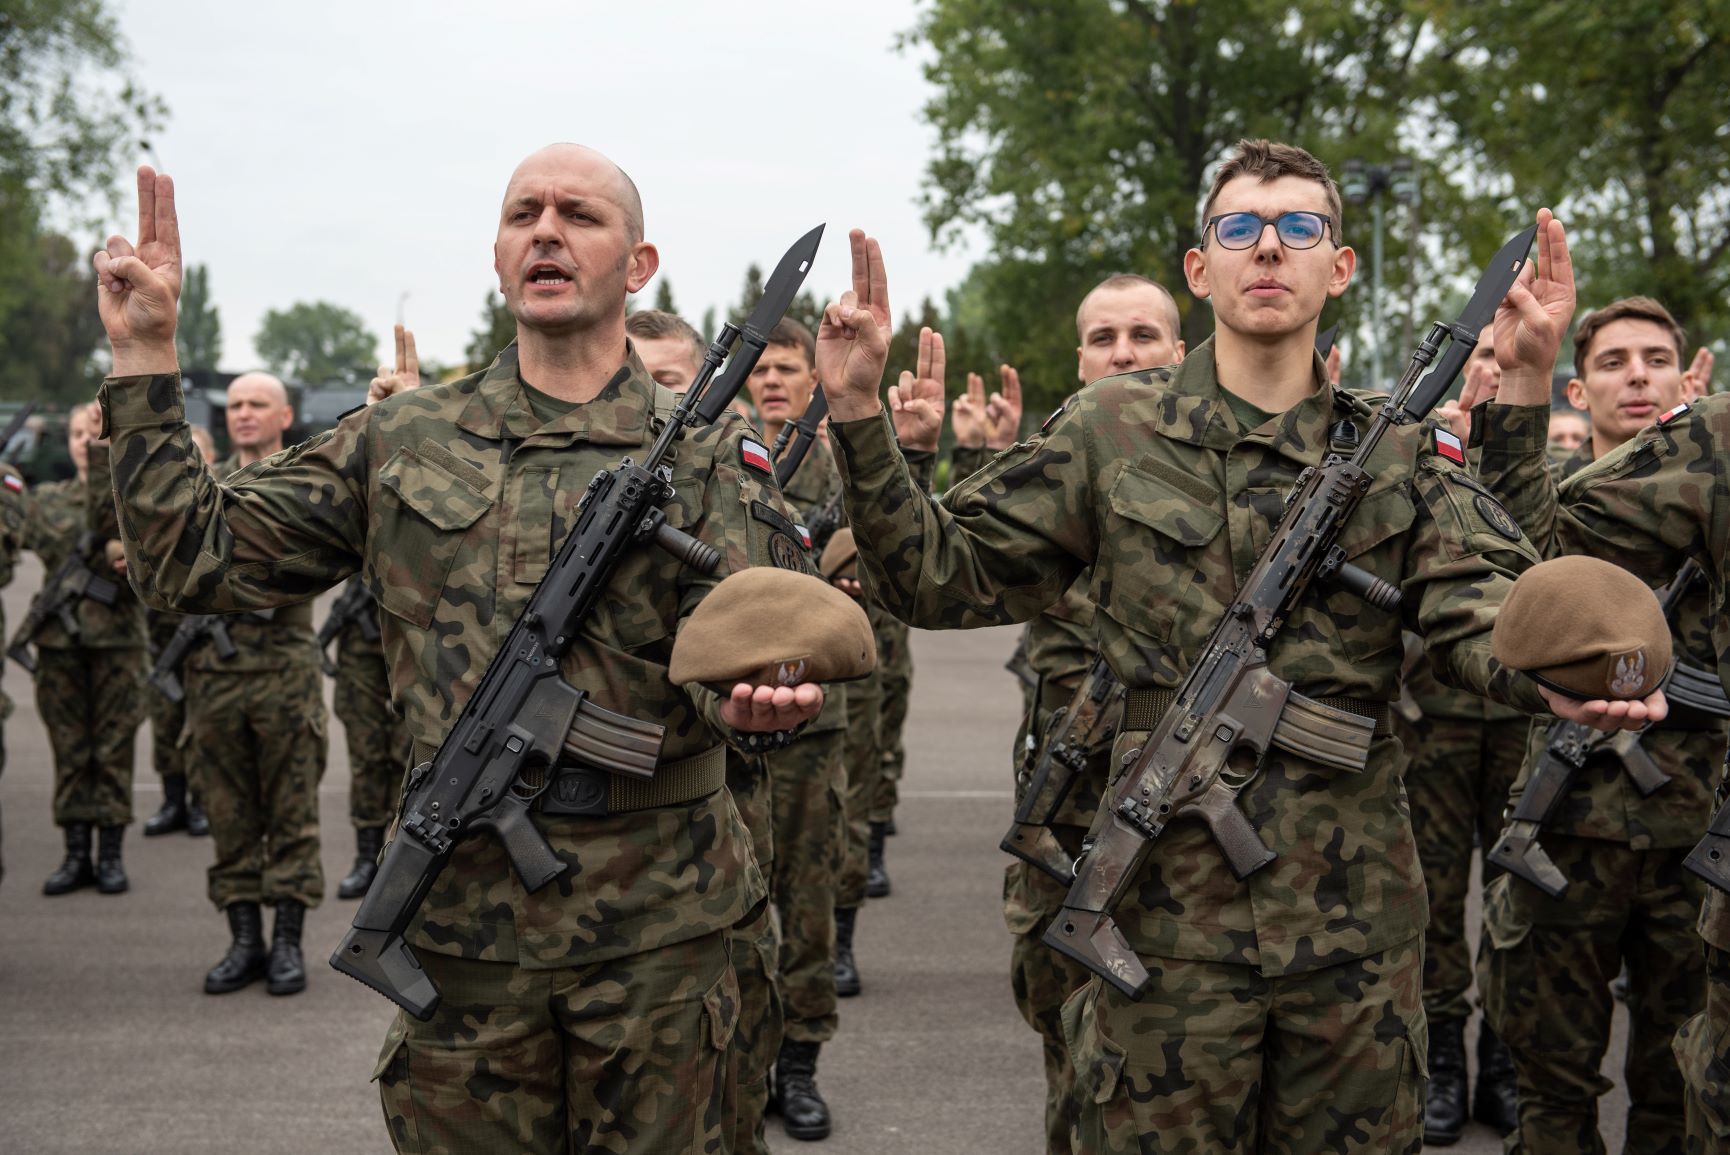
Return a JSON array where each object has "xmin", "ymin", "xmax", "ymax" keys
[
  {"xmin": 815, "ymin": 229, "xmax": 892, "ymax": 423},
  {"xmin": 984, "ymin": 363, "xmax": 1024, "ymax": 450},
  {"xmin": 887, "ymin": 327, "xmax": 946, "ymax": 452},
  {"xmin": 1683, "ymin": 346, "xmax": 1714, "ymax": 401},
  {"xmin": 369, "ymin": 325, "xmax": 423, "ymax": 405},
  {"xmin": 1491, "ymin": 207, "xmax": 1576, "ymax": 405},
  {"xmin": 951, "ymin": 372, "xmax": 988, "ymax": 448},
  {"xmin": 93, "ymin": 166, "xmax": 183, "ymax": 375}
]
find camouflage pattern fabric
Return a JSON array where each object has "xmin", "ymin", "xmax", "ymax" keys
[
  {"xmin": 838, "ymin": 618, "xmax": 886, "ymax": 910},
  {"xmin": 20, "ymin": 473, "xmax": 147, "ymax": 651},
  {"xmin": 724, "ymin": 752, "xmax": 780, "ymax": 1155},
  {"xmin": 1062, "ymin": 939, "xmax": 1426, "ymax": 1154},
  {"xmin": 830, "ymin": 337, "xmax": 1548, "ymax": 1149},
  {"xmin": 333, "ymin": 613, "xmax": 409, "ymax": 830},
  {"xmin": 872, "ymin": 615, "xmax": 911, "ymax": 824},
  {"xmin": 0, "ymin": 463, "xmax": 26, "ymax": 882},
  {"xmin": 374, "ymin": 928, "xmax": 736, "ymax": 1155},
  {"xmin": 1482, "ymin": 837, "xmax": 1703, "ymax": 1155},
  {"xmin": 146, "ymin": 611, "xmax": 188, "ymax": 784},
  {"xmin": 101, "ymin": 344, "xmax": 791, "ymax": 1149},
  {"xmin": 1674, "ymin": 933, "xmax": 1730, "ymax": 1152}
]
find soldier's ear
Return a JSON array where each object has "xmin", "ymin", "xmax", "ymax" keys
[
  {"xmin": 1183, "ymin": 246, "xmax": 1211, "ymax": 300},
  {"xmin": 626, "ymin": 243, "xmax": 659, "ymax": 295},
  {"xmin": 1565, "ymin": 377, "xmax": 1588, "ymax": 412}
]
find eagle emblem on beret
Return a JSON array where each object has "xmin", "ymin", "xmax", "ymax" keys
[{"xmin": 1609, "ymin": 649, "xmax": 1648, "ymax": 697}]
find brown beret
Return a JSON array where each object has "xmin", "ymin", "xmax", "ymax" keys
[
  {"xmin": 1492, "ymin": 556, "xmax": 1672, "ymax": 700},
  {"xmin": 670, "ymin": 567, "xmax": 876, "ymax": 689},
  {"xmin": 818, "ymin": 528, "xmax": 859, "ymax": 581}
]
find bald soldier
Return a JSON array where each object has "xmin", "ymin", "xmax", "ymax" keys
[
  {"xmin": 92, "ymin": 146, "xmax": 820, "ymax": 1153},
  {"xmin": 178, "ymin": 371, "xmax": 330, "ymax": 998}
]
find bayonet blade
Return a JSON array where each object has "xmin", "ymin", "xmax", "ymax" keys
[
  {"xmin": 1314, "ymin": 324, "xmax": 1339, "ymax": 360},
  {"xmin": 699, "ymin": 225, "xmax": 825, "ymax": 425},
  {"xmin": 1455, "ymin": 224, "xmax": 1537, "ymax": 337}
]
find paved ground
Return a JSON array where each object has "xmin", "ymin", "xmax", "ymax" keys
[{"xmin": 0, "ymin": 555, "xmax": 1628, "ymax": 1153}]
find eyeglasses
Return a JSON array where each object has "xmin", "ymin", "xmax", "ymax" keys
[{"xmin": 1203, "ymin": 211, "xmax": 1336, "ymax": 251}]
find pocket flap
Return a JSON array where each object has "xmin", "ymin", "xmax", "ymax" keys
[
  {"xmin": 380, "ymin": 446, "xmax": 492, "ymax": 532},
  {"xmin": 1109, "ymin": 465, "xmax": 1225, "ymax": 547},
  {"xmin": 370, "ymin": 1015, "xmax": 408, "ymax": 1082}
]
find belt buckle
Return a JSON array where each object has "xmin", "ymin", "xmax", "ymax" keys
[{"xmin": 539, "ymin": 765, "xmax": 611, "ymax": 817}]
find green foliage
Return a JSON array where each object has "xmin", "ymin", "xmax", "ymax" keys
[
  {"xmin": 0, "ymin": 230, "xmax": 106, "ymax": 402},
  {"xmin": 652, "ymin": 278, "xmax": 677, "ymax": 313},
  {"xmin": 464, "ymin": 292, "xmax": 516, "ymax": 372},
  {"xmin": 255, "ymin": 301, "xmax": 379, "ymax": 385},
  {"xmin": 176, "ymin": 263, "xmax": 222, "ymax": 370},
  {"xmin": 728, "ymin": 262, "xmax": 823, "ymax": 335}
]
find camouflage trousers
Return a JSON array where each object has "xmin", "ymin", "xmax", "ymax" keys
[
  {"xmin": 333, "ymin": 633, "xmax": 410, "ymax": 830},
  {"xmin": 838, "ymin": 664, "xmax": 884, "ymax": 910},
  {"xmin": 375, "ymin": 929, "xmax": 737, "ymax": 1155},
  {"xmin": 1395, "ymin": 711, "xmax": 1529, "ymax": 1020},
  {"xmin": 768, "ymin": 728, "xmax": 845, "ymax": 1042},
  {"xmin": 1005, "ymin": 830, "xmax": 1096, "ymax": 1155},
  {"xmin": 725, "ymin": 900, "xmax": 783, "ymax": 1155},
  {"xmin": 1674, "ymin": 942, "xmax": 1730, "ymax": 1154},
  {"xmin": 1064, "ymin": 938, "xmax": 1426, "ymax": 1154},
  {"xmin": 1483, "ymin": 836, "xmax": 1704, "ymax": 1155},
  {"xmin": 185, "ymin": 661, "xmax": 327, "ymax": 910},
  {"xmin": 149, "ymin": 684, "xmax": 186, "ymax": 783},
  {"xmin": 35, "ymin": 646, "xmax": 145, "ymax": 826},
  {"xmin": 873, "ymin": 618, "xmax": 912, "ymax": 823}
]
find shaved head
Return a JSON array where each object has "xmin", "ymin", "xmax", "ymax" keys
[
  {"xmin": 227, "ymin": 371, "xmax": 288, "ymax": 407},
  {"xmin": 226, "ymin": 371, "xmax": 294, "ymax": 461},
  {"xmin": 505, "ymin": 143, "xmax": 643, "ymax": 243}
]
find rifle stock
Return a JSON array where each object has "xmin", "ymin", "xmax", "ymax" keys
[{"xmin": 7, "ymin": 532, "xmax": 120, "ymax": 672}]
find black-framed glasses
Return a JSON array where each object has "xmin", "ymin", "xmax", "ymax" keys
[{"xmin": 1203, "ymin": 211, "xmax": 1336, "ymax": 251}]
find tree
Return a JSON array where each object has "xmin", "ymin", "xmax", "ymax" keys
[
  {"xmin": 0, "ymin": 230, "xmax": 107, "ymax": 403},
  {"xmin": 652, "ymin": 279, "xmax": 677, "ymax": 314},
  {"xmin": 464, "ymin": 292, "xmax": 516, "ymax": 372},
  {"xmin": 176, "ymin": 263, "xmax": 223, "ymax": 370},
  {"xmin": 255, "ymin": 302, "xmax": 379, "ymax": 385}
]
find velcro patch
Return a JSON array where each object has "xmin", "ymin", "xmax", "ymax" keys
[
  {"xmin": 1433, "ymin": 428, "xmax": 1466, "ymax": 465},
  {"xmin": 1659, "ymin": 402, "xmax": 1690, "ymax": 426},
  {"xmin": 741, "ymin": 439, "xmax": 773, "ymax": 474}
]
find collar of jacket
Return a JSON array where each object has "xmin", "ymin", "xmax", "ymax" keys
[
  {"xmin": 1145, "ymin": 334, "xmax": 1341, "ymax": 470},
  {"xmin": 455, "ymin": 340, "xmax": 654, "ymax": 447}
]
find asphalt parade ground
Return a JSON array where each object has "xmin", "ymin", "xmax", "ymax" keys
[{"xmin": 0, "ymin": 554, "xmax": 1626, "ymax": 1153}]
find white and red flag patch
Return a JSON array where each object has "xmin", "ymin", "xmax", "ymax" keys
[
  {"xmin": 795, "ymin": 524, "xmax": 812, "ymax": 548},
  {"xmin": 2, "ymin": 474, "xmax": 22, "ymax": 494},
  {"xmin": 1433, "ymin": 428, "xmax": 1466, "ymax": 465},
  {"xmin": 1659, "ymin": 402, "xmax": 1690, "ymax": 426},
  {"xmin": 741, "ymin": 439, "xmax": 773, "ymax": 474}
]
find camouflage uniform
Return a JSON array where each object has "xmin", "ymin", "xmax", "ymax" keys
[
  {"xmin": 831, "ymin": 338, "xmax": 1547, "ymax": 1153},
  {"xmin": 766, "ymin": 433, "xmax": 850, "ymax": 1046},
  {"xmin": 873, "ymin": 615, "xmax": 912, "ymax": 825},
  {"xmin": 1474, "ymin": 404, "xmax": 1718, "ymax": 1155},
  {"xmin": 724, "ymin": 750, "xmax": 781, "ymax": 1155},
  {"xmin": 101, "ymin": 343, "xmax": 789, "ymax": 1153},
  {"xmin": 177, "ymin": 454, "xmax": 329, "ymax": 912},
  {"xmin": 329, "ymin": 587, "xmax": 409, "ymax": 832},
  {"xmin": 23, "ymin": 471, "xmax": 146, "ymax": 828},
  {"xmin": 146, "ymin": 611, "xmax": 189, "ymax": 787},
  {"xmin": 0, "ymin": 463, "xmax": 27, "ymax": 883},
  {"xmin": 837, "ymin": 612, "xmax": 885, "ymax": 910},
  {"xmin": 1508, "ymin": 395, "xmax": 1730, "ymax": 1155}
]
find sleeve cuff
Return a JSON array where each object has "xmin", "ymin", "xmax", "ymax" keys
[
  {"xmin": 1473, "ymin": 402, "xmax": 1550, "ymax": 463},
  {"xmin": 830, "ymin": 409, "xmax": 905, "ymax": 492},
  {"xmin": 99, "ymin": 373, "xmax": 185, "ymax": 438}
]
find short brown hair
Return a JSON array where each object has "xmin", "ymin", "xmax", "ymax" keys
[
  {"xmin": 1571, "ymin": 296, "xmax": 1686, "ymax": 377},
  {"xmin": 1201, "ymin": 139, "xmax": 1343, "ymax": 243},
  {"xmin": 626, "ymin": 309, "xmax": 704, "ymax": 364},
  {"xmin": 1076, "ymin": 273, "xmax": 1182, "ymax": 341},
  {"xmin": 766, "ymin": 318, "xmax": 815, "ymax": 368}
]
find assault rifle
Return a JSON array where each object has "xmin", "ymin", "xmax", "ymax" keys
[
  {"xmin": 1001, "ymin": 654, "xmax": 1124, "ymax": 882},
  {"xmin": 1042, "ymin": 225, "xmax": 1536, "ymax": 998},
  {"xmin": 7, "ymin": 532, "xmax": 120, "ymax": 672},
  {"xmin": 148, "ymin": 614, "xmax": 243, "ymax": 702},
  {"xmin": 772, "ymin": 387, "xmax": 830, "ymax": 487},
  {"xmin": 332, "ymin": 225, "xmax": 824, "ymax": 1020},
  {"xmin": 1487, "ymin": 559, "xmax": 1703, "ymax": 898},
  {"xmin": 317, "ymin": 577, "xmax": 381, "ymax": 676}
]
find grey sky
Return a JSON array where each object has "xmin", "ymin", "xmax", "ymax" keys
[{"xmin": 108, "ymin": 0, "xmax": 977, "ymax": 375}]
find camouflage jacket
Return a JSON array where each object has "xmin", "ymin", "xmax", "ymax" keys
[
  {"xmin": 99, "ymin": 344, "xmax": 794, "ymax": 968},
  {"xmin": 832, "ymin": 336, "xmax": 1545, "ymax": 975},
  {"xmin": 765, "ymin": 424, "xmax": 847, "ymax": 735},
  {"xmin": 22, "ymin": 473, "xmax": 146, "ymax": 651},
  {"xmin": 0, "ymin": 464, "xmax": 24, "ymax": 715},
  {"xmin": 1549, "ymin": 393, "xmax": 1730, "ymax": 945},
  {"xmin": 1474, "ymin": 403, "xmax": 1721, "ymax": 849}
]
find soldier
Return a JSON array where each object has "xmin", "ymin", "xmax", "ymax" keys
[
  {"xmin": 20, "ymin": 401, "xmax": 147, "ymax": 896},
  {"xmin": 742, "ymin": 316, "xmax": 853, "ymax": 1141},
  {"xmin": 0, "ymin": 454, "xmax": 26, "ymax": 885},
  {"xmin": 1469, "ymin": 295, "xmax": 1722, "ymax": 1154},
  {"xmin": 626, "ymin": 308, "xmax": 704, "ymax": 391},
  {"xmin": 92, "ymin": 149, "xmax": 820, "ymax": 1152},
  {"xmin": 815, "ymin": 142, "xmax": 1657, "ymax": 1153},
  {"xmin": 1547, "ymin": 408, "xmax": 1589, "ymax": 452},
  {"xmin": 141, "ymin": 421, "xmax": 216, "ymax": 839}
]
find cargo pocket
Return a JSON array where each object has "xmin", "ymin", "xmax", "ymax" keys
[
  {"xmin": 371, "ymin": 444, "xmax": 493, "ymax": 629},
  {"xmin": 1061, "ymin": 982, "xmax": 1125, "ymax": 1108},
  {"xmin": 1002, "ymin": 863, "xmax": 1046, "ymax": 937},
  {"xmin": 1481, "ymin": 872, "xmax": 1538, "ymax": 1050},
  {"xmin": 1098, "ymin": 462, "xmax": 1224, "ymax": 646},
  {"xmin": 370, "ymin": 1015, "xmax": 423, "ymax": 1152},
  {"xmin": 702, "ymin": 960, "xmax": 741, "ymax": 1054},
  {"xmin": 1674, "ymin": 1010, "xmax": 1730, "ymax": 1140}
]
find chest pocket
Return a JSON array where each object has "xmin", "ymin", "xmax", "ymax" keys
[
  {"xmin": 372, "ymin": 445, "xmax": 493, "ymax": 629},
  {"xmin": 1293, "ymin": 482, "xmax": 1416, "ymax": 665},
  {"xmin": 1097, "ymin": 462, "xmax": 1225, "ymax": 645}
]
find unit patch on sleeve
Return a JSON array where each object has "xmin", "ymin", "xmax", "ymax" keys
[
  {"xmin": 1433, "ymin": 427, "xmax": 1466, "ymax": 465},
  {"xmin": 741, "ymin": 439, "xmax": 773, "ymax": 475},
  {"xmin": 1473, "ymin": 493, "xmax": 1523, "ymax": 542}
]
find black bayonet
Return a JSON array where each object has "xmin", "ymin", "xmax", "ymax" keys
[
  {"xmin": 697, "ymin": 225, "xmax": 824, "ymax": 425},
  {"xmin": 773, "ymin": 387, "xmax": 830, "ymax": 487}
]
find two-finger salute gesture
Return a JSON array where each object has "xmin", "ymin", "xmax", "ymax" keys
[
  {"xmin": 369, "ymin": 325, "xmax": 423, "ymax": 405},
  {"xmin": 887, "ymin": 328, "xmax": 947, "ymax": 452},
  {"xmin": 1491, "ymin": 207, "xmax": 1576, "ymax": 405},
  {"xmin": 94, "ymin": 166, "xmax": 183, "ymax": 376},
  {"xmin": 816, "ymin": 230, "xmax": 892, "ymax": 423}
]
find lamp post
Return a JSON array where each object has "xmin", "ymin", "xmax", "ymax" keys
[{"xmin": 1339, "ymin": 157, "xmax": 1420, "ymax": 390}]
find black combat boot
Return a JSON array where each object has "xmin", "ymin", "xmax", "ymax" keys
[
  {"xmin": 337, "ymin": 826, "xmax": 384, "ymax": 899},
  {"xmin": 833, "ymin": 906, "xmax": 861, "ymax": 998},
  {"xmin": 267, "ymin": 899, "xmax": 308, "ymax": 996},
  {"xmin": 884, "ymin": 816, "xmax": 896, "ymax": 836},
  {"xmin": 865, "ymin": 821, "xmax": 891, "ymax": 899},
  {"xmin": 1472, "ymin": 1021, "xmax": 1520, "ymax": 1137},
  {"xmin": 1423, "ymin": 1015, "xmax": 1469, "ymax": 1146},
  {"xmin": 185, "ymin": 792, "xmax": 210, "ymax": 837},
  {"xmin": 775, "ymin": 1039, "xmax": 832, "ymax": 1141},
  {"xmin": 95, "ymin": 825, "xmax": 129, "ymax": 894},
  {"xmin": 143, "ymin": 774, "xmax": 188, "ymax": 836},
  {"xmin": 42, "ymin": 822, "xmax": 96, "ymax": 895},
  {"xmin": 204, "ymin": 902, "xmax": 268, "ymax": 993}
]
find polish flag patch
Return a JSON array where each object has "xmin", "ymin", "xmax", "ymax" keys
[
  {"xmin": 1433, "ymin": 428, "xmax": 1466, "ymax": 465},
  {"xmin": 1659, "ymin": 402, "xmax": 1690, "ymax": 426},
  {"xmin": 741, "ymin": 439, "xmax": 772, "ymax": 475},
  {"xmin": 795, "ymin": 524, "xmax": 812, "ymax": 548},
  {"xmin": 2, "ymin": 474, "xmax": 21, "ymax": 494}
]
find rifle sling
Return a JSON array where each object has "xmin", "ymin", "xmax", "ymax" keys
[{"xmin": 1123, "ymin": 687, "xmax": 1386, "ymax": 774}]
